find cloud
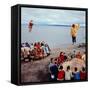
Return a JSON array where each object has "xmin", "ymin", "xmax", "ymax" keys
[{"xmin": 21, "ymin": 7, "xmax": 85, "ymax": 26}]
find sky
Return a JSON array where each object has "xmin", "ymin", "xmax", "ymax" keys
[{"xmin": 21, "ymin": 7, "xmax": 86, "ymax": 26}]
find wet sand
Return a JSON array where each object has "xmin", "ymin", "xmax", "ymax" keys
[{"xmin": 21, "ymin": 44, "xmax": 86, "ymax": 83}]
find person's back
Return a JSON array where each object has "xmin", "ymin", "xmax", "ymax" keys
[
  {"xmin": 50, "ymin": 65, "xmax": 58, "ymax": 75},
  {"xmin": 58, "ymin": 70, "xmax": 65, "ymax": 80},
  {"xmin": 65, "ymin": 66, "xmax": 72, "ymax": 80},
  {"xmin": 65, "ymin": 70, "xmax": 72, "ymax": 80},
  {"xmin": 74, "ymin": 71, "xmax": 80, "ymax": 80},
  {"xmin": 57, "ymin": 66, "xmax": 65, "ymax": 80},
  {"xmin": 80, "ymin": 67, "xmax": 86, "ymax": 80},
  {"xmin": 80, "ymin": 71, "xmax": 86, "ymax": 80},
  {"xmin": 50, "ymin": 64, "xmax": 58, "ymax": 80},
  {"xmin": 73, "ymin": 67, "xmax": 80, "ymax": 80}
]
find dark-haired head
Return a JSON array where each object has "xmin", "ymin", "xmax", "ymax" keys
[
  {"xmin": 50, "ymin": 58, "xmax": 53, "ymax": 63},
  {"xmin": 74, "ymin": 67, "xmax": 78, "ymax": 72},
  {"xmin": 67, "ymin": 66, "xmax": 70, "ymax": 71},
  {"xmin": 82, "ymin": 67, "xmax": 85, "ymax": 72},
  {"xmin": 31, "ymin": 43, "xmax": 33, "ymax": 45},
  {"xmin": 34, "ymin": 43, "xmax": 36, "ymax": 46},
  {"xmin": 59, "ymin": 65, "xmax": 63, "ymax": 70},
  {"xmin": 41, "ymin": 42, "xmax": 44, "ymax": 46},
  {"xmin": 60, "ymin": 52, "xmax": 63, "ymax": 55},
  {"xmin": 72, "ymin": 24, "xmax": 75, "ymax": 28},
  {"xmin": 73, "ymin": 50, "xmax": 76, "ymax": 53}
]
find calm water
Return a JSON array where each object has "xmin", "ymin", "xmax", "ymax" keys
[{"xmin": 21, "ymin": 24, "xmax": 85, "ymax": 49}]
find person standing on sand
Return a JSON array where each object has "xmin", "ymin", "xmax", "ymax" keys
[
  {"xmin": 73, "ymin": 67, "xmax": 80, "ymax": 80},
  {"xmin": 49, "ymin": 58, "xmax": 58, "ymax": 81},
  {"xmin": 28, "ymin": 20, "xmax": 33, "ymax": 32},
  {"xmin": 71, "ymin": 24, "xmax": 80, "ymax": 44},
  {"xmin": 57, "ymin": 65, "xmax": 65, "ymax": 81},
  {"xmin": 65, "ymin": 66, "xmax": 73, "ymax": 80}
]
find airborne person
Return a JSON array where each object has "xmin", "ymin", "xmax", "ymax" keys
[{"xmin": 28, "ymin": 20, "xmax": 33, "ymax": 32}]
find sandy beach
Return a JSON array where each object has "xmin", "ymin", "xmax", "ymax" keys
[{"xmin": 21, "ymin": 43, "xmax": 86, "ymax": 83}]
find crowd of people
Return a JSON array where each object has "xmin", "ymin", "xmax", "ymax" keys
[
  {"xmin": 21, "ymin": 41, "xmax": 51, "ymax": 61},
  {"xmin": 48, "ymin": 51, "xmax": 86, "ymax": 81}
]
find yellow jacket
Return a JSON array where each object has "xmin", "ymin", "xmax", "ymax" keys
[
  {"xmin": 71, "ymin": 27, "xmax": 78, "ymax": 37},
  {"xmin": 71, "ymin": 24, "xmax": 80, "ymax": 37}
]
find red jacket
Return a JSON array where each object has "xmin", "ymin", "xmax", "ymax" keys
[
  {"xmin": 57, "ymin": 70, "xmax": 65, "ymax": 80},
  {"xmin": 80, "ymin": 71, "xmax": 86, "ymax": 80},
  {"xmin": 58, "ymin": 55, "xmax": 64, "ymax": 63}
]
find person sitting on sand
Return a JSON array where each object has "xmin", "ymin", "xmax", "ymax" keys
[
  {"xmin": 65, "ymin": 66, "xmax": 73, "ymax": 80},
  {"xmin": 73, "ymin": 67, "xmax": 80, "ymax": 80},
  {"xmin": 57, "ymin": 65, "xmax": 65, "ymax": 81},
  {"xmin": 70, "ymin": 24, "xmax": 80, "ymax": 45},
  {"xmin": 80, "ymin": 67, "xmax": 86, "ymax": 80},
  {"xmin": 76, "ymin": 52, "xmax": 82, "ymax": 59}
]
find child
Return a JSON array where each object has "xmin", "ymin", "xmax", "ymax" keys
[
  {"xmin": 57, "ymin": 65, "xmax": 65, "ymax": 81},
  {"xmin": 73, "ymin": 67, "xmax": 80, "ymax": 80},
  {"xmin": 80, "ymin": 67, "xmax": 86, "ymax": 80},
  {"xmin": 65, "ymin": 66, "xmax": 72, "ymax": 80}
]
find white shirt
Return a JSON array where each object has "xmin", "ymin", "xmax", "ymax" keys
[{"xmin": 65, "ymin": 70, "xmax": 72, "ymax": 80}]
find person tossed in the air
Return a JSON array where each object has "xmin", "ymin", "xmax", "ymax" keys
[{"xmin": 28, "ymin": 20, "xmax": 33, "ymax": 32}]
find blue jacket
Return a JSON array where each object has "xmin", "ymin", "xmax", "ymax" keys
[{"xmin": 74, "ymin": 72, "xmax": 80, "ymax": 80}]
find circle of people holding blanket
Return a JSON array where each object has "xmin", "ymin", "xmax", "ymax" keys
[
  {"xmin": 21, "ymin": 41, "xmax": 51, "ymax": 61},
  {"xmin": 48, "ymin": 50, "xmax": 86, "ymax": 81}
]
